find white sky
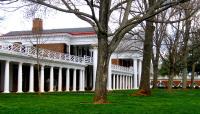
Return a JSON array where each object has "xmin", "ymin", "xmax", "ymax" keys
[{"xmin": 0, "ymin": 7, "xmax": 91, "ymax": 34}]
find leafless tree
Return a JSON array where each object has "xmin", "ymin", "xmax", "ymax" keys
[
  {"xmin": 7, "ymin": 0, "xmax": 190, "ymax": 103},
  {"xmin": 152, "ymin": 11, "xmax": 168, "ymax": 89}
]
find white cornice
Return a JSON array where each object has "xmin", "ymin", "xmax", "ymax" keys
[{"xmin": 0, "ymin": 33, "xmax": 97, "ymax": 40}]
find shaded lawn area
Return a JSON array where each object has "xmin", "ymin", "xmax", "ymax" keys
[{"xmin": 0, "ymin": 89, "xmax": 200, "ymax": 114}]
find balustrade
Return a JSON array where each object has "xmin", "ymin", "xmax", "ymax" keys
[
  {"xmin": 111, "ymin": 64, "xmax": 133, "ymax": 74},
  {"xmin": 0, "ymin": 43, "xmax": 93, "ymax": 65}
]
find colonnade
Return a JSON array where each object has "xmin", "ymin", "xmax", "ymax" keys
[
  {"xmin": 112, "ymin": 74, "xmax": 133, "ymax": 90},
  {"xmin": 0, "ymin": 56, "xmax": 142, "ymax": 93},
  {"xmin": 1, "ymin": 60, "xmax": 85, "ymax": 93}
]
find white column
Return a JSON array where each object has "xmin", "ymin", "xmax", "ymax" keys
[
  {"xmin": 134, "ymin": 59, "xmax": 138, "ymax": 89},
  {"xmin": 124, "ymin": 76, "xmax": 126, "ymax": 89},
  {"xmin": 127, "ymin": 76, "xmax": 129, "ymax": 89},
  {"xmin": 116, "ymin": 74, "xmax": 119, "ymax": 90},
  {"xmin": 73, "ymin": 69, "xmax": 76, "ymax": 91},
  {"xmin": 29, "ymin": 64, "xmax": 34, "ymax": 92},
  {"xmin": 130, "ymin": 76, "xmax": 133, "ymax": 89},
  {"xmin": 113, "ymin": 74, "xmax": 116, "ymax": 90},
  {"xmin": 121, "ymin": 76, "xmax": 124, "ymax": 89},
  {"xmin": 82, "ymin": 70, "xmax": 85, "ymax": 91},
  {"xmin": 79, "ymin": 70, "xmax": 83, "ymax": 91},
  {"xmin": 68, "ymin": 44, "xmax": 71, "ymax": 54},
  {"xmin": 121, "ymin": 75, "xmax": 124, "ymax": 89},
  {"xmin": 120, "ymin": 75, "xmax": 122, "ymax": 90},
  {"xmin": 123, "ymin": 75, "xmax": 126, "ymax": 89},
  {"xmin": 128, "ymin": 76, "xmax": 130, "ymax": 89},
  {"xmin": 91, "ymin": 47, "xmax": 97, "ymax": 91},
  {"xmin": 125, "ymin": 76, "xmax": 127, "ymax": 89},
  {"xmin": 138, "ymin": 60, "xmax": 142, "ymax": 87},
  {"xmin": 40, "ymin": 65, "xmax": 44, "ymax": 92},
  {"xmin": 49, "ymin": 66, "xmax": 54, "ymax": 92},
  {"xmin": 58, "ymin": 67, "xmax": 62, "ymax": 92},
  {"xmin": 66, "ymin": 68, "xmax": 70, "ymax": 91},
  {"xmin": 79, "ymin": 70, "xmax": 85, "ymax": 91},
  {"xmin": 4, "ymin": 61, "xmax": 10, "ymax": 93},
  {"xmin": 107, "ymin": 58, "xmax": 112, "ymax": 90},
  {"xmin": 17, "ymin": 62, "xmax": 23, "ymax": 93}
]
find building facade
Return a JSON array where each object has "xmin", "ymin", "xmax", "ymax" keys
[{"xmin": 0, "ymin": 18, "xmax": 142, "ymax": 93}]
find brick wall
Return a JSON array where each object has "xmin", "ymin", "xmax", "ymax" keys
[
  {"xmin": 36, "ymin": 43, "xmax": 66, "ymax": 53},
  {"xmin": 112, "ymin": 59, "xmax": 133, "ymax": 67},
  {"xmin": 112, "ymin": 59, "xmax": 120, "ymax": 65}
]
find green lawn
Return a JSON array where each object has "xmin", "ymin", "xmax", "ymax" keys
[{"xmin": 0, "ymin": 89, "xmax": 200, "ymax": 114}]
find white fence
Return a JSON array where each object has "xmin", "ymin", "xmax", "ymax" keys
[
  {"xmin": 111, "ymin": 64, "xmax": 133, "ymax": 75},
  {"xmin": 0, "ymin": 43, "xmax": 93, "ymax": 65}
]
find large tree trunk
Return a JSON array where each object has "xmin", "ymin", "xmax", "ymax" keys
[
  {"xmin": 93, "ymin": 33, "xmax": 110, "ymax": 104},
  {"xmin": 135, "ymin": 22, "xmax": 154, "ymax": 96},
  {"xmin": 93, "ymin": 0, "xmax": 110, "ymax": 104},
  {"xmin": 191, "ymin": 62, "xmax": 196, "ymax": 88},
  {"xmin": 134, "ymin": 0, "xmax": 155, "ymax": 96}
]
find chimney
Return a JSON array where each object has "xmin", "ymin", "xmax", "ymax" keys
[{"xmin": 32, "ymin": 18, "xmax": 43, "ymax": 33}]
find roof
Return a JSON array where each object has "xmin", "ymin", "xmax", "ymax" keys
[{"xmin": 1, "ymin": 27, "xmax": 96, "ymax": 37}]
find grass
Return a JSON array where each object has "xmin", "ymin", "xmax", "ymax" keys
[{"xmin": 0, "ymin": 89, "xmax": 200, "ymax": 114}]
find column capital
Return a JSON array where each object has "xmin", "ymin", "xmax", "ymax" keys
[
  {"xmin": 40, "ymin": 64, "xmax": 45, "ymax": 66},
  {"xmin": 5, "ymin": 60, "xmax": 10, "ymax": 63},
  {"xmin": 91, "ymin": 44, "xmax": 98, "ymax": 48},
  {"xmin": 90, "ymin": 45, "xmax": 98, "ymax": 51},
  {"xmin": 30, "ymin": 63, "xmax": 35, "ymax": 66}
]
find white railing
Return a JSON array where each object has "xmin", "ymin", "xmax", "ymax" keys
[
  {"xmin": 111, "ymin": 64, "xmax": 133, "ymax": 74},
  {"xmin": 150, "ymin": 76, "xmax": 200, "ymax": 80},
  {"xmin": 0, "ymin": 43, "xmax": 93, "ymax": 65}
]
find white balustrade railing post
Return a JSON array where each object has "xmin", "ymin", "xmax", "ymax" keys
[
  {"xmin": 59, "ymin": 53, "xmax": 62, "ymax": 60},
  {"xmin": 84, "ymin": 55, "xmax": 86, "ymax": 63}
]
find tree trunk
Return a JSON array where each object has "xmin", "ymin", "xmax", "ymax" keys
[
  {"xmin": 182, "ymin": 64, "xmax": 188, "ymax": 89},
  {"xmin": 152, "ymin": 48, "xmax": 160, "ymax": 88},
  {"xmin": 168, "ymin": 71, "xmax": 174, "ymax": 90},
  {"xmin": 182, "ymin": 10, "xmax": 191, "ymax": 89},
  {"xmin": 93, "ymin": 33, "xmax": 110, "ymax": 104},
  {"xmin": 132, "ymin": 0, "xmax": 155, "ymax": 96},
  {"xmin": 191, "ymin": 62, "xmax": 196, "ymax": 88},
  {"xmin": 136, "ymin": 22, "xmax": 154, "ymax": 95},
  {"xmin": 93, "ymin": 0, "xmax": 110, "ymax": 104}
]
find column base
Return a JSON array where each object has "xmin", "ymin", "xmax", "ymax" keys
[
  {"xmin": 107, "ymin": 88, "xmax": 112, "ymax": 91},
  {"xmin": 17, "ymin": 91, "xmax": 23, "ymax": 93},
  {"xmin": 3, "ymin": 91, "xmax": 10, "ymax": 93},
  {"xmin": 28, "ymin": 91, "xmax": 35, "ymax": 93}
]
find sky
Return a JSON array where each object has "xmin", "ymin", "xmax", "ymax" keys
[{"xmin": 0, "ymin": 6, "xmax": 91, "ymax": 34}]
